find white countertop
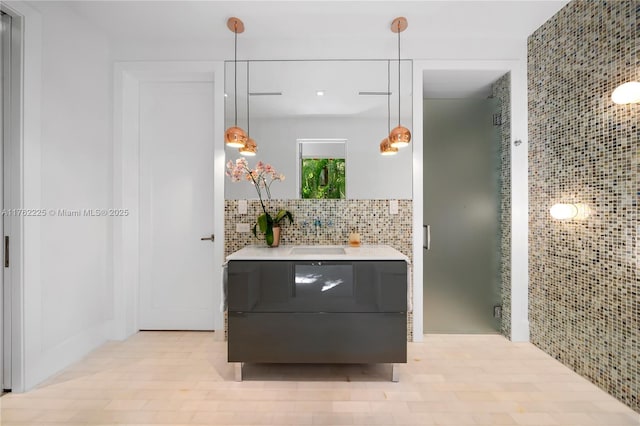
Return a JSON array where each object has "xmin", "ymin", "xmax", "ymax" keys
[{"xmin": 226, "ymin": 245, "xmax": 410, "ymax": 262}]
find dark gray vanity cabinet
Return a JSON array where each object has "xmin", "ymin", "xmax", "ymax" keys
[{"xmin": 227, "ymin": 260, "xmax": 407, "ymax": 364}]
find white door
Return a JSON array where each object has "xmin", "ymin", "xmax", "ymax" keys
[
  {"xmin": 1, "ymin": 9, "xmax": 12, "ymax": 390},
  {"xmin": 138, "ymin": 80, "xmax": 216, "ymax": 330}
]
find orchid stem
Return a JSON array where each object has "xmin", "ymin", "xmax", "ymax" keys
[{"xmin": 246, "ymin": 166, "xmax": 267, "ymax": 216}]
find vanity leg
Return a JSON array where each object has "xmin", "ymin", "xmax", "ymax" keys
[
  {"xmin": 391, "ymin": 364, "xmax": 399, "ymax": 382},
  {"xmin": 235, "ymin": 362, "xmax": 243, "ymax": 382}
]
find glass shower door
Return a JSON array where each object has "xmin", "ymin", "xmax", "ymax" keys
[{"xmin": 423, "ymin": 99, "xmax": 501, "ymax": 333}]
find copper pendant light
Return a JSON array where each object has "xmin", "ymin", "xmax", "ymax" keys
[
  {"xmin": 239, "ymin": 61, "xmax": 258, "ymax": 156},
  {"xmin": 225, "ymin": 17, "xmax": 248, "ymax": 148},
  {"xmin": 389, "ymin": 17, "xmax": 411, "ymax": 148},
  {"xmin": 380, "ymin": 137, "xmax": 398, "ymax": 155},
  {"xmin": 380, "ymin": 60, "xmax": 398, "ymax": 156},
  {"xmin": 239, "ymin": 137, "xmax": 257, "ymax": 156}
]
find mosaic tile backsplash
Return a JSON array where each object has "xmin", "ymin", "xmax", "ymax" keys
[
  {"xmin": 528, "ymin": 0, "xmax": 638, "ymax": 412},
  {"xmin": 492, "ymin": 72, "xmax": 512, "ymax": 340},
  {"xmin": 225, "ymin": 199, "xmax": 414, "ymax": 341}
]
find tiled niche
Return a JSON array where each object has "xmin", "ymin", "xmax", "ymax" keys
[
  {"xmin": 225, "ymin": 199, "xmax": 414, "ymax": 341},
  {"xmin": 528, "ymin": 0, "xmax": 638, "ymax": 412}
]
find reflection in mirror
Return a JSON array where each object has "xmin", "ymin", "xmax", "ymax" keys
[
  {"xmin": 298, "ymin": 140, "xmax": 346, "ymax": 199},
  {"xmin": 224, "ymin": 60, "xmax": 413, "ymax": 200}
]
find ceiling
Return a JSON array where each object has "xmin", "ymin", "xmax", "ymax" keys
[
  {"xmin": 224, "ymin": 59, "xmax": 413, "ymax": 119},
  {"xmin": 39, "ymin": 1, "xmax": 569, "ymax": 110},
  {"xmin": 61, "ymin": 1, "xmax": 568, "ymax": 47}
]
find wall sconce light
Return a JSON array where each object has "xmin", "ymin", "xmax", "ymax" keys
[
  {"xmin": 611, "ymin": 81, "xmax": 640, "ymax": 104},
  {"xmin": 550, "ymin": 203, "xmax": 591, "ymax": 220}
]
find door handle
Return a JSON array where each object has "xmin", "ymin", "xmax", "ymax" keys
[
  {"xmin": 200, "ymin": 234, "xmax": 215, "ymax": 242},
  {"xmin": 423, "ymin": 225, "xmax": 430, "ymax": 250}
]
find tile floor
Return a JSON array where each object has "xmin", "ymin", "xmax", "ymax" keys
[{"xmin": 0, "ymin": 332, "xmax": 637, "ymax": 425}]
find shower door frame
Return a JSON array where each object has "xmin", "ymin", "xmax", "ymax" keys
[{"xmin": 411, "ymin": 59, "xmax": 530, "ymax": 343}]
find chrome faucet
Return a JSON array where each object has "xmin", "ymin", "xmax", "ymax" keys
[{"xmin": 313, "ymin": 217, "xmax": 322, "ymax": 237}]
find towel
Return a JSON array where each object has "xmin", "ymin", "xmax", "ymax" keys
[{"xmin": 220, "ymin": 262, "xmax": 228, "ymax": 312}]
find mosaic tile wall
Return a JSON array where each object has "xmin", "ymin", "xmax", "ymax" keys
[
  {"xmin": 225, "ymin": 199, "xmax": 414, "ymax": 341},
  {"xmin": 528, "ymin": 0, "xmax": 638, "ymax": 412},
  {"xmin": 492, "ymin": 73, "xmax": 512, "ymax": 340}
]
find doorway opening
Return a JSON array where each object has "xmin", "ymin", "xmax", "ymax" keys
[
  {"xmin": 1, "ymin": 6, "xmax": 21, "ymax": 392},
  {"xmin": 422, "ymin": 70, "xmax": 511, "ymax": 335}
]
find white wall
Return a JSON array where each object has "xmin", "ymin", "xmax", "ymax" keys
[
  {"xmin": 225, "ymin": 117, "xmax": 413, "ymax": 200},
  {"xmin": 111, "ymin": 37, "xmax": 531, "ymax": 63},
  {"xmin": 21, "ymin": 3, "xmax": 112, "ymax": 389}
]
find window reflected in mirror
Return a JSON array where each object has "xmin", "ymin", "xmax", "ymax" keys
[
  {"xmin": 301, "ymin": 158, "xmax": 346, "ymax": 199},
  {"xmin": 298, "ymin": 139, "xmax": 346, "ymax": 199}
]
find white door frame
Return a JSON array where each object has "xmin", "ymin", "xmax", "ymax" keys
[
  {"xmin": 412, "ymin": 56, "xmax": 530, "ymax": 342},
  {"xmin": 113, "ymin": 62, "xmax": 226, "ymax": 340},
  {"xmin": 0, "ymin": 2, "xmax": 32, "ymax": 392},
  {"xmin": 1, "ymin": 7, "xmax": 9, "ymax": 393}
]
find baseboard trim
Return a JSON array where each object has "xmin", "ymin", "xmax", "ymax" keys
[{"xmin": 24, "ymin": 321, "xmax": 109, "ymax": 391}]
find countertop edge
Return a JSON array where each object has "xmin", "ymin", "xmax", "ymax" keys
[{"xmin": 226, "ymin": 244, "xmax": 410, "ymax": 263}]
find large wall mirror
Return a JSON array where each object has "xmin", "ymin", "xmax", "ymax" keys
[{"xmin": 224, "ymin": 60, "xmax": 413, "ymax": 200}]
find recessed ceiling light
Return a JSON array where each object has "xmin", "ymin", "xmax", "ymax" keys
[
  {"xmin": 316, "ymin": 91, "xmax": 325, "ymax": 97},
  {"xmin": 224, "ymin": 93, "xmax": 228, "ymax": 98}
]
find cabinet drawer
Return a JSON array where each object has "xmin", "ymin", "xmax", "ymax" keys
[
  {"xmin": 228, "ymin": 260, "xmax": 407, "ymax": 313},
  {"xmin": 228, "ymin": 261, "xmax": 291, "ymax": 312},
  {"xmin": 228, "ymin": 312, "xmax": 407, "ymax": 363}
]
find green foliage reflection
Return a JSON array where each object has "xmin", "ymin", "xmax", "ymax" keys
[{"xmin": 301, "ymin": 158, "xmax": 346, "ymax": 199}]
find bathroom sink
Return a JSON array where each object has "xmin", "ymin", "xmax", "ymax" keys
[{"xmin": 289, "ymin": 247, "xmax": 346, "ymax": 255}]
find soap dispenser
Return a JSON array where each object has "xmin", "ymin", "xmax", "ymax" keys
[{"xmin": 348, "ymin": 229, "xmax": 361, "ymax": 247}]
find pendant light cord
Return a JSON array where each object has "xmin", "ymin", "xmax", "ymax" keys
[
  {"xmin": 387, "ymin": 60, "xmax": 391, "ymax": 134},
  {"xmin": 397, "ymin": 21, "xmax": 401, "ymax": 127},
  {"xmin": 247, "ymin": 61, "xmax": 250, "ymax": 136},
  {"xmin": 234, "ymin": 23, "xmax": 238, "ymax": 127}
]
